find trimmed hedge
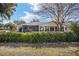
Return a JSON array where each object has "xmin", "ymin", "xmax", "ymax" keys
[{"xmin": 0, "ymin": 32, "xmax": 78, "ymax": 43}]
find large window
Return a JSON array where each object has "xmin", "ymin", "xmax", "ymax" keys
[
  {"xmin": 40, "ymin": 26, "xmax": 44, "ymax": 31},
  {"xmin": 31, "ymin": 25, "xmax": 39, "ymax": 31},
  {"xmin": 45, "ymin": 26, "xmax": 49, "ymax": 31},
  {"xmin": 50, "ymin": 27, "xmax": 54, "ymax": 31}
]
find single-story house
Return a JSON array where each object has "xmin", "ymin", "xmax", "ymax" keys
[{"xmin": 16, "ymin": 22, "xmax": 70, "ymax": 32}]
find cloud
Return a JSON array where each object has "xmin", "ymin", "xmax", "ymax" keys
[
  {"xmin": 29, "ymin": 3, "xmax": 40, "ymax": 12},
  {"xmin": 3, "ymin": 20, "xmax": 13, "ymax": 24},
  {"xmin": 19, "ymin": 3, "xmax": 48, "ymax": 23},
  {"xmin": 19, "ymin": 11, "xmax": 41, "ymax": 23}
]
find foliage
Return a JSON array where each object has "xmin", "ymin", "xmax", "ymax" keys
[
  {"xmin": 0, "ymin": 3, "xmax": 17, "ymax": 21},
  {"xmin": 0, "ymin": 32, "xmax": 77, "ymax": 43},
  {"xmin": 4, "ymin": 23, "xmax": 17, "ymax": 31},
  {"xmin": 69, "ymin": 22, "xmax": 79, "ymax": 41},
  {"xmin": 14, "ymin": 20, "xmax": 26, "ymax": 25},
  {"xmin": 65, "ymin": 32, "xmax": 77, "ymax": 42},
  {"xmin": 69, "ymin": 22, "xmax": 79, "ymax": 33}
]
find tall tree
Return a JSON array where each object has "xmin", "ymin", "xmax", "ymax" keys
[
  {"xmin": 5, "ymin": 23, "xmax": 17, "ymax": 31},
  {"xmin": 35, "ymin": 3, "xmax": 79, "ymax": 31},
  {"xmin": 14, "ymin": 20, "xmax": 26, "ymax": 25},
  {"xmin": 0, "ymin": 3, "xmax": 17, "ymax": 22}
]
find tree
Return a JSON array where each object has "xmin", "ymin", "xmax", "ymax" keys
[
  {"xmin": 31, "ymin": 19, "xmax": 40, "ymax": 23},
  {"xmin": 0, "ymin": 23, "xmax": 4, "ymax": 30},
  {"xmin": 69, "ymin": 22, "xmax": 79, "ymax": 33},
  {"xmin": 9, "ymin": 24, "xmax": 16, "ymax": 31},
  {"xmin": 5, "ymin": 23, "xmax": 17, "ymax": 31},
  {"xmin": 69, "ymin": 22, "xmax": 79, "ymax": 41},
  {"xmin": 35, "ymin": 3, "xmax": 79, "ymax": 31},
  {"xmin": 0, "ymin": 3, "xmax": 17, "ymax": 22},
  {"xmin": 14, "ymin": 20, "xmax": 26, "ymax": 25}
]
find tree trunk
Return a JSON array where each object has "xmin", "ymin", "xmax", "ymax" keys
[
  {"xmin": 58, "ymin": 24, "xmax": 63, "ymax": 31},
  {"xmin": 55, "ymin": 23, "xmax": 63, "ymax": 31},
  {"xmin": 56, "ymin": 24, "xmax": 59, "ymax": 31}
]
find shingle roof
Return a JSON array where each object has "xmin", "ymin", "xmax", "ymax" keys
[{"xmin": 22, "ymin": 22, "xmax": 57, "ymax": 26}]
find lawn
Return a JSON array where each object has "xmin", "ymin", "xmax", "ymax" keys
[{"xmin": 0, "ymin": 43, "xmax": 78, "ymax": 56}]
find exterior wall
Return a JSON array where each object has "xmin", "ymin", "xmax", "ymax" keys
[
  {"xmin": 17, "ymin": 25, "xmax": 69, "ymax": 32},
  {"xmin": 17, "ymin": 22, "xmax": 70, "ymax": 32}
]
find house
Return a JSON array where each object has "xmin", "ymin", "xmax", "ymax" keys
[{"xmin": 16, "ymin": 22, "xmax": 70, "ymax": 32}]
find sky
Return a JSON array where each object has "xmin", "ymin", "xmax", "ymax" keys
[
  {"xmin": 3, "ymin": 3, "xmax": 79, "ymax": 24},
  {"xmin": 4, "ymin": 3, "xmax": 49, "ymax": 24}
]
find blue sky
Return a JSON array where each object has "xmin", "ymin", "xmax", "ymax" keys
[
  {"xmin": 4, "ymin": 3, "xmax": 79, "ymax": 24},
  {"xmin": 12, "ymin": 3, "xmax": 32, "ymax": 20},
  {"xmin": 4, "ymin": 3, "xmax": 49, "ymax": 23}
]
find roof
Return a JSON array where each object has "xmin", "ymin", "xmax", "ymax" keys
[
  {"xmin": 22, "ymin": 22, "xmax": 57, "ymax": 26},
  {"xmin": 40, "ymin": 22, "xmax": 57, "ymax": 26},
  {"xmin": 23, "ymin": 22, "xmax": 43, "ymax": 26},
  {"xmin": 17, "ymin": 21, "xmax": 68, "ymax": 27}
]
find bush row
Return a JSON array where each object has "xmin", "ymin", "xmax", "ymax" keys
[{"xmin": 0, "ymin": 32, "xmax": 78, "ymax": 43}]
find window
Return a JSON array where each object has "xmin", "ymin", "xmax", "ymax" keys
[
  {"xmin": 40, "ymin": 26, "xmax": 44, "ymax": 31},
  {"xmin": 55, "ymin": 27, "xmax": 58, "ymax": 31},
  {"xmin": 45, "ymin": 26, "xmax": 49, "ymax": 31},
  {"xmin": 50, "ymin": 27, "xmax": 54, "ymax": 31}
]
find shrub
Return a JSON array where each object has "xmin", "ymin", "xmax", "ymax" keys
[
  {"xmin": 69, "ymin": 23, "xmax": 79, "ymax": 34},
  {"xmin": 0, "ymin": 32, "xmax": 78, "ymax": 43},
  {"xmin": 69, "ymin": 22, "xmax": 79, "ymax": 41},
  {"xmin": 65, "ymin": 32, "xmax": 77, "ymax": 42},
  {"xmin": 50, "ymin": 32, "xmax": 66, "ymax": 42}
]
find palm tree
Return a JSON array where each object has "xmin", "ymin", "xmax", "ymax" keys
[{"xmin": 0, "ymin": 3, "xmax": 17, "ymax": 21}]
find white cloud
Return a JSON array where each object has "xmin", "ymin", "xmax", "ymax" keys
[
  {"xmin": 3, "ymin": 20, "xmax": 13, "ymax": 24},
  {"xmin": 19, "ymin": 11, "xmax": 41, "ymax": 23},
  {"xmin": 19, "ymin": 3, "xmax": 46, "ymax": 23},
  {"xmin": 29, "ymin": 3, "xmax": 40, "ymax": 12}
]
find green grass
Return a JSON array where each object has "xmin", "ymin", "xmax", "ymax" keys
[{"xmin": 0, "ymin": 46, "xmax": 79, "ymax": 56}]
